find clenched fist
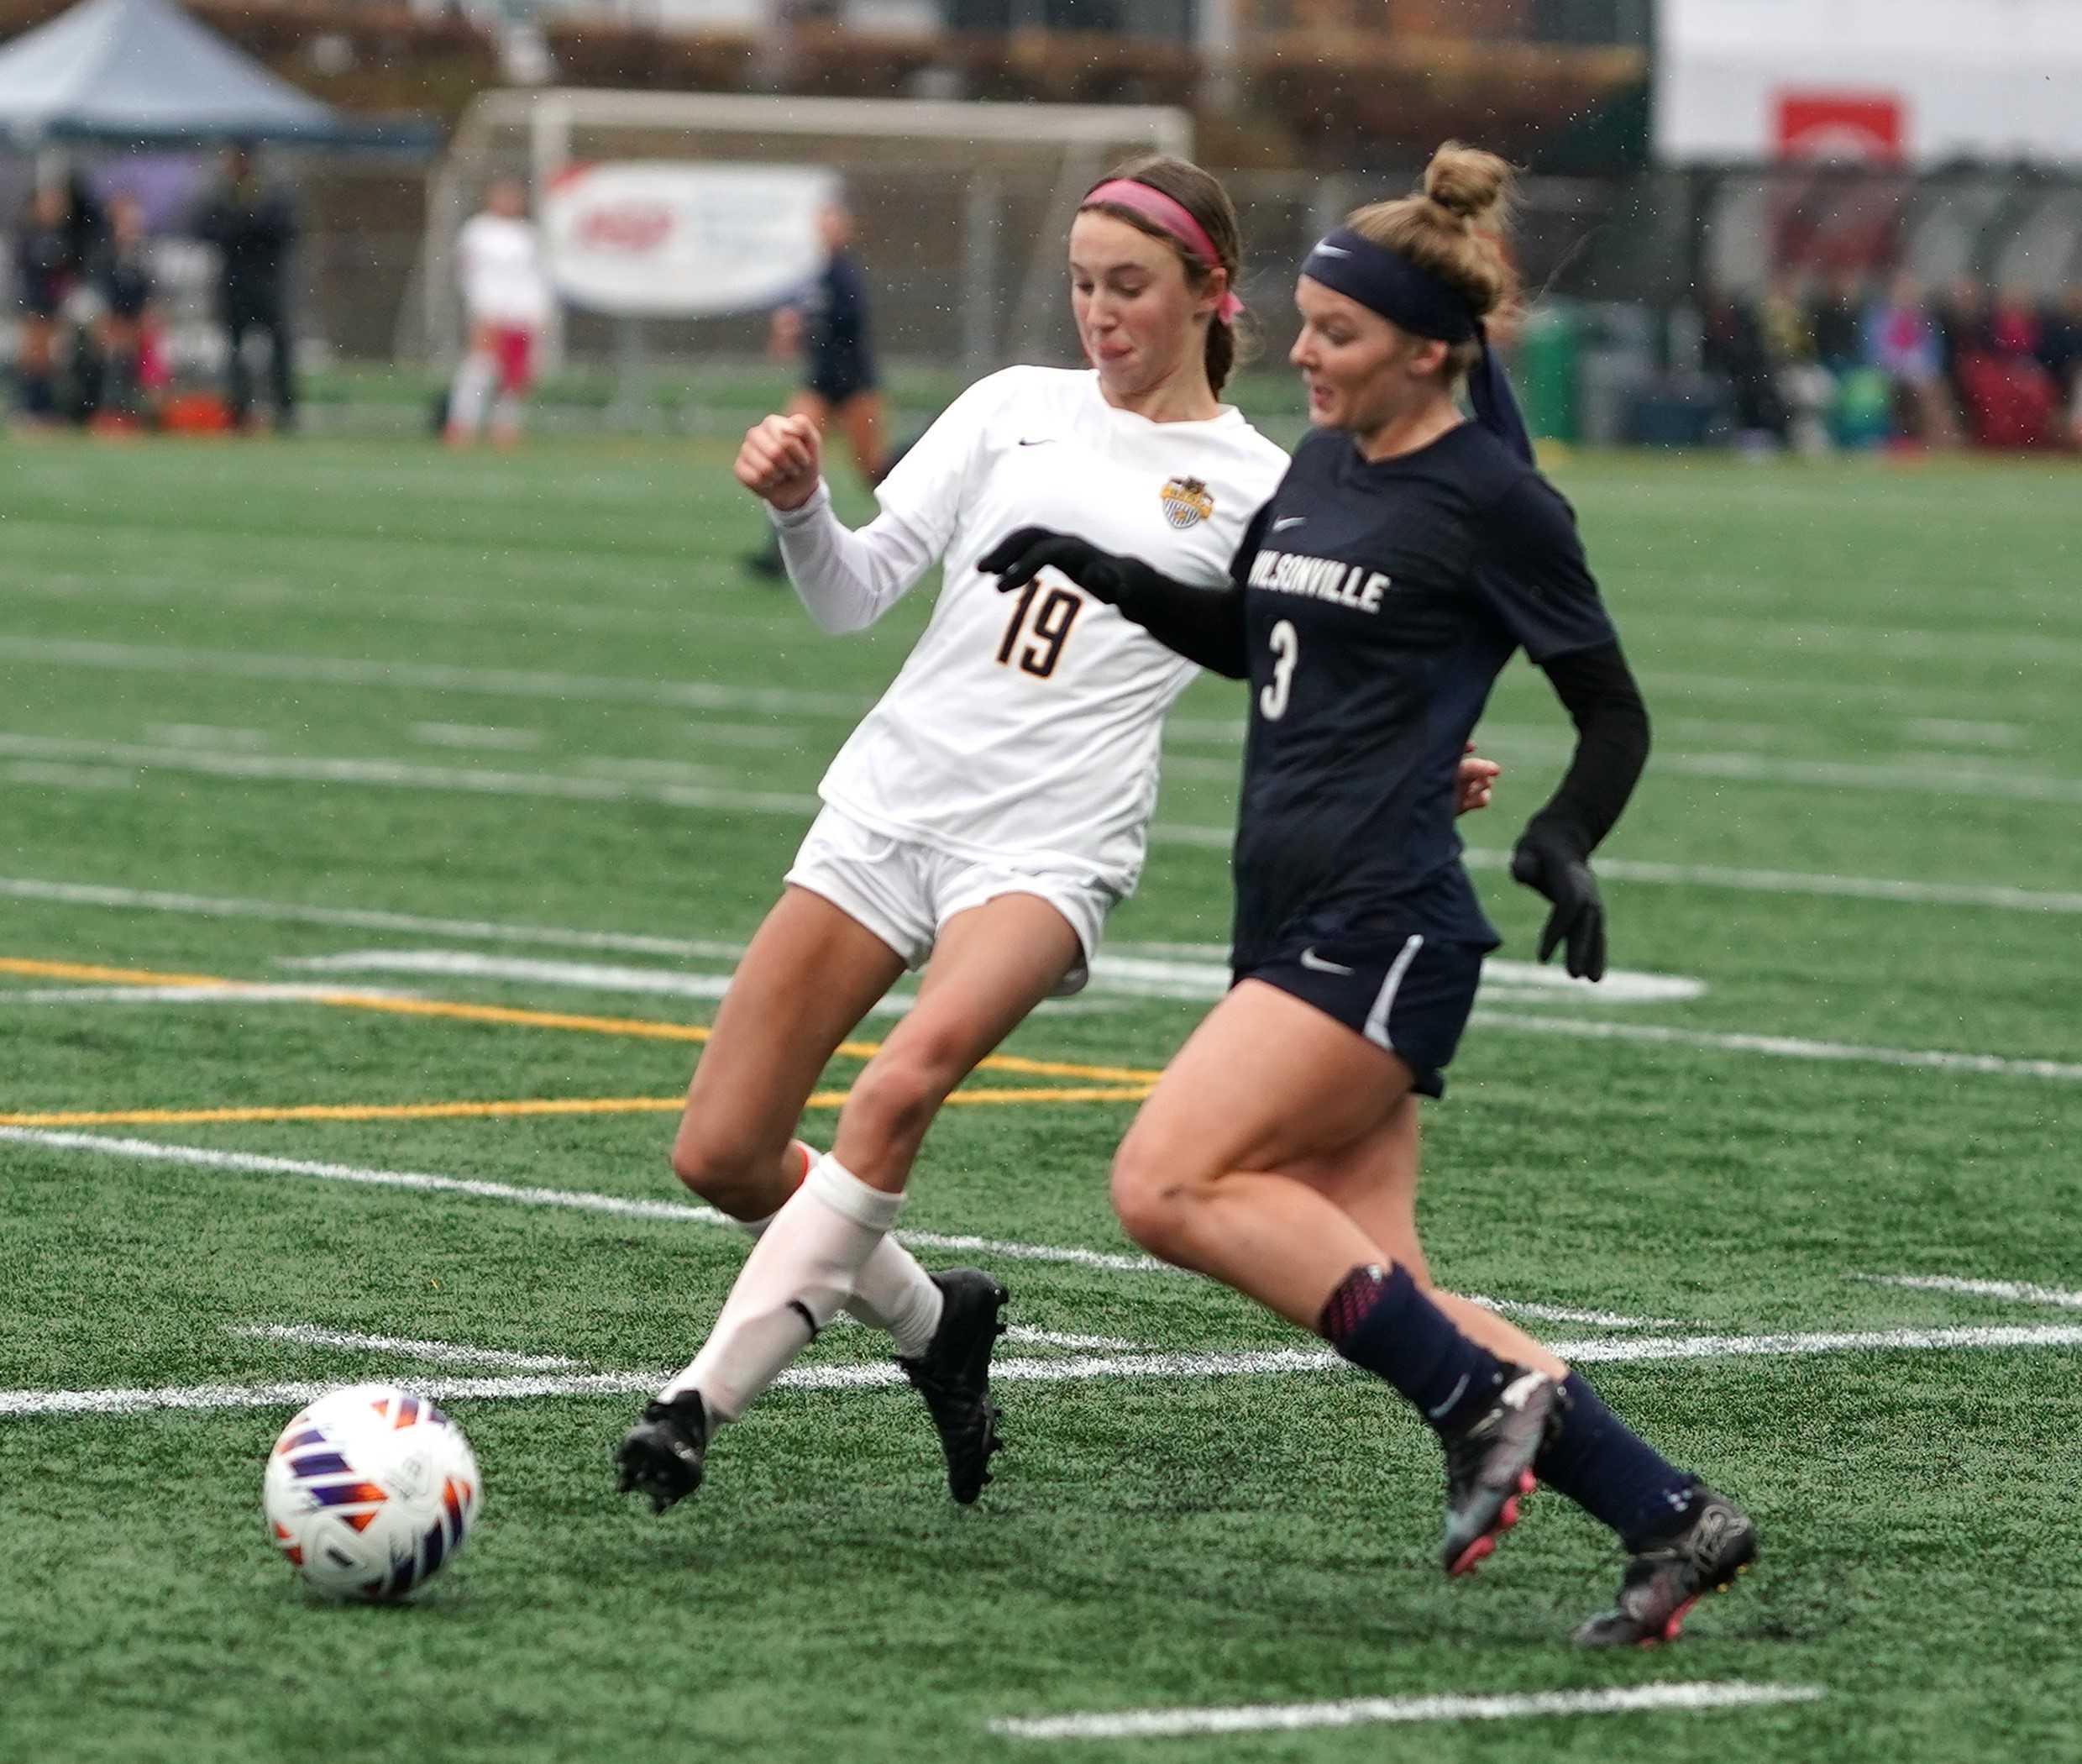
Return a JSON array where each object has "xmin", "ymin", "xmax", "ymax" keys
[{"xmin": 734, "ymin": 413, "xmax": 822, "ymax": 512}]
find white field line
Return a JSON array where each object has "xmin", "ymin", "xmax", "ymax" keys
[
  {"xmin": 11, "ymin": 723, "xmax": 2082, "ymax": 819},
  {"xmin": 0, "ymin": 984, "xmax": 415, "ymax": 1006},
  {"xmin": 0, "ymin": 1126, "xmax": 1168, "ymax": 1273},
  {"xmin": 274, "ymin": 950, "xmax": 910, "ymax": 1016},
  {"xmin": 276, "ymin": 946, "xmax": 1702, "ymax": 1012},
  {"xmin": 0, "ymin": 876, "xmax": 758, "ymax": 961},
  {"xmin": 1464, "ymin": 1294, "xmax": 1683, "ymax": 1330},
  {"xmin": 7, "ymin": 761, "xmax": 134, "ymax": 790},
  {"xmin": 1002, "ymin": 1326, "xmax": 1153, "ymax": 1352},
  {"xmin": 10, "ymin": 825, "xmax": 2082, "ymax": 934},
  {"xmin": 227, "ymin": 1323, "xmax": 585, "ymax": 1371},
  {"xmin": 1859, "ymin": 1273, "xmax": 2082, "ymax": 1311},
  {"xmin": 142, "ymin": 723, "xmax": 270, "ymax": 749},
  {"xmin": 1651, "ymin": 613, "xmax": 2082, "ymax": 667},
  {"xmin": 1554, "ymin": 1324, "xmax": 2082, "ymax": 1363},
  {"xmin": 1470, "ymin": 1011, "xmax": 2082, "ymax": 1084},
  {"xmin": 1660, "ymin": 751, "xmax": 2082, "ymax": 806},
  {"xmin": 1091, "ymin": 950, "xmax": 1704, "ymax": 1008},
  {"xmin": 3, "ymin": 570, "xmax": 789, "ymax": 641},
  {"xmin": 0, "ymin": 733, "xmax": 788, "ymax": 813},
  {"xmin": 1465, "ymin": 854, "xmax": 2082, "ymax": 917},
  {"xmin": 989, "ymin": 1682, "xmax": 1827, "ymax": 1740},
  {"xmin": 0, "ymin": 1127, "xmax": 1709, "ymax": 1333},
  {"xmin": 13, "ymin": 1325, "xmax": 2082, "ymax": 1419},
  {"xmin": 0, "ymin": 637, "xmax": 868, "ymax": 718},
  {"xmin": 1904, "ymin": 719, "xmax": 2025, "ymax": 749},
  {"xmin": 410, "ymin": 722, "xmax": 544, "ymax": 753}
]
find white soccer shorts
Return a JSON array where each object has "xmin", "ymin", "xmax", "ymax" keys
[{"xmin": 784, "ymin": 804, "xmax": 1117, "ymax": 997}]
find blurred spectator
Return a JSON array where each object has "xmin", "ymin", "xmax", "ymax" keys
[
  {"xmin": 1947, "ymin": 283, "xmax": 2058, "ymax": 450},
  {"xmin": 1760, "ymin": 271, "xmax": 1834, "ymax": 455},
  {"xmin": 1987, "ymin": 286, "xmax": 2043, "ymax": 363},
  {"xmin": 1865, "ymin": 272, "xmax": 1954, "ymax": 446},
  {"xmin": 2041, "ymin": 286, "xmax": 2082, "ymax": 446},
  {"xmin": 1701, "ymin": 291, "xmax": 1786, "ymax": 450},
  {"xmin": 1808, "ymin": 267, "xmax": 1866, "ymax": 378},
  {"xmin": 1932, "ymin": 277, "xmax": 1989, "ymax": 403},
  {"xmin": 193, "ymin": 143, "xmax": 300, "ymax": 432},
  {"xmin": 12, "ymin": 182, "xmax": 73, "ymax": 423},
  {"xmin": 446, "ymin": 176, "xmax": 550, "ymax": 447},
  {"xmin": 90, "ymin": 194, "xmax": 156, "ymax": 427},
  {"xmin": 1759, "ymin": 272, "xmax": 1813, "ymax": 365},
  {"xmin": 12, "ymin": 176, "xmax": 109, "ymax": 425}
]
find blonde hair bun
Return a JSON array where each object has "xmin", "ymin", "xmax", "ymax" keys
[{"xmin": 1423, "ymin": 142, "xmax": 1513, "ymax": 228}]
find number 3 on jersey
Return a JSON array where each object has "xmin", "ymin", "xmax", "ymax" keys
[
  {"xmin": 1260, "ymin": 618, "xmax": 1298, "ymax": 720},
  {"xmin": 996, "ymin": 580, "xmax": 1083, "ymax": 680}
]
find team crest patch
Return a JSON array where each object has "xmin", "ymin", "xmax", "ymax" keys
[{"xmin": 1159, "ymin": 475, "xmax": 1215, "ymax": 530}]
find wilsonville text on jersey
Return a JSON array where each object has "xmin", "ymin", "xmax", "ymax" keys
[{"xmin": 1247, "ymin": 549, "xmax": 1392, "ymax": 613}]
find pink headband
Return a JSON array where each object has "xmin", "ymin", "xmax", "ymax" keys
[{"xmin": 1082, "ymin": 178, "xmax": 1246, "ymax": 322}]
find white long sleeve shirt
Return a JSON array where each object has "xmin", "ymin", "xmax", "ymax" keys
[{"xmin": 770, "ymin": 365, "xmax": 1288, "ymax": 896}]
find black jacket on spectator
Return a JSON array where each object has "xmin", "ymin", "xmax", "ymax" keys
[{"xmin": 193, "ymin": 176, "xmax": 298, "ymax": 319}]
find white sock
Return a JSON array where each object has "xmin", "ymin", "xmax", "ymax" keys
[
  {"xmin": 742, "ymin": 1142, "xmax": 945, "ymax": 1357},
  {"xmin": 448, "ymin": 352, "xmax": 495, "ymax": 433},
  {"xmin": 490, "ymin": 391, "xmax": 525, "ymax": 436},
  {"xmin": 665, "ymin": 1153, "xmax": 902, "ymax": 1421},
  {"xmin": 852, "ymin": 1239, "xmax": 944, "ymax": 1357}
]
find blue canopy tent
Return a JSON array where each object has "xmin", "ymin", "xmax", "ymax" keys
[{"xmin": 0, "ymin": 0, "xmax": 437, "ymax": 151}]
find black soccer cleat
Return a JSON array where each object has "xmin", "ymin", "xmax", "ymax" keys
[
  {"xmin": 615, "ymin": 1389, "xmax": 711, "ymax": 1516},
  {"xmin": 897, "ymin": 1268, "xmax": 1010, "ymax": 1504},
  {"xmin": 1438, "ymin": 1368, "xmax": 1560, "ymax": 1577},
  {"xmin": 1573, "ymin": 1486, "xmax": 1759, "ymax": 1649}
]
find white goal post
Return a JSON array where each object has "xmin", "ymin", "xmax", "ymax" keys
[{"xmin": 403, "ymin": 88, "xmax": 1193, "ymax": 380}]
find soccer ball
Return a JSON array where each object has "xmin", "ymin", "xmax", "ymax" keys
[{"xmin": 262, "ymin": 1383, "xmax": 481, "ymax": 1601}]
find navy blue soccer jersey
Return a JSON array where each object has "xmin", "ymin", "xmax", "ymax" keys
[
  {"xmin": 801, "ymin": 250, "xmax": 877, "ymax": 397},
  {"xmin": 1227, "ymin": 421, "xmax": 1618, "ymax": 969}
]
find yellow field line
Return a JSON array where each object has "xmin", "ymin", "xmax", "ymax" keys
[
  {"xmin": 0, "ymin": 1084, "xmax": 1154, "ymax": 1130},
  {"xmin": 0, "ymin": 955, "xmax": 1165, "ymax": 1084}
]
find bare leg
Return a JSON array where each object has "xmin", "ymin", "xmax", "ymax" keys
[
  {"xmin": 671, "ymin": 884, "xmax": 905, "ymax": 1220},
  {"xmin": 1280, "ymin": 1097, "xmax": 1569, "ymax": 1381},
  {"xmin": 653, "ymin": 891, "xmax": 1079, "ymax": 1428},
  {"xmin": 831, "ymin": 390, "xmax": 890, "ymax": 483},
  {"xmin": 832, "ymin": 891, "xmax": 1083, "ymax": 1191},
  {"xmin": 1109, "ymin": 980, "xmax": 1424, "ymax": 1328}
]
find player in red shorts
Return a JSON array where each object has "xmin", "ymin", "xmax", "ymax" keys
[{"xmin": 447, "ymin": 177, "xmax": 550, "ymax": 447}]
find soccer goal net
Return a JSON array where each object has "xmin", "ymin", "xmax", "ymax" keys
[{"xmin": 401, "ymin": 88, "xmax": 1192, "ymax": 387}]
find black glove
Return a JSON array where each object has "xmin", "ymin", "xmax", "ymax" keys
[
  {"xmin": 978, "ymin": 527, "xmax": 1130, "ymax": 604},
  {"xmin": 1509, "ymin": 822, "xmax": 1607, "ymax": 981}
]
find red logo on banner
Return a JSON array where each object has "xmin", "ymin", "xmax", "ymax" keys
[
  {"xmin": 575, "ymin": 203, "xmax": 674, "ymax": 254},
  {"xmin": 1775, "ymin": 92, "xmax": 1905, "ymax": 164}
]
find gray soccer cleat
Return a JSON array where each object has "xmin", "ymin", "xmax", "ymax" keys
[
  {"xmin": 1439, "ymin": 1369, "xmax": 1559, "ymax": 1576},
  {"xmin": 1574, "ymin": 1487, "xmax": 1759, "ymax": 1647}
]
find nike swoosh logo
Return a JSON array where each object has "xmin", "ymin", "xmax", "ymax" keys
[
  {"xmin": 1298, "ymin": 948, "xmax": 1355, "ymax": 976},
  {"xmin": 1017, "ymin": 438, "xmax": 1055, "ymax": 448},
  {"xmin": 1312, "ymin": 242, "xmax": 1350, "ymax": 258},
  {"xmin": 1272, "ymin": 516, "xmax": 1306, "ymax": 532}
]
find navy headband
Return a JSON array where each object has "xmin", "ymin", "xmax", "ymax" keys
[{"xmin": 1299, "ymin": 225, "xmax": 1534, "ymax": 465}]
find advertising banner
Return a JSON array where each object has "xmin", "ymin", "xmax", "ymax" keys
[
  {"xmin": 1655, "ymin": 0, "xmax": 2082, "ymax": 166},
  {"xmin": 541, "ymin": 161, "xmax": 840, "ymax": 317}
]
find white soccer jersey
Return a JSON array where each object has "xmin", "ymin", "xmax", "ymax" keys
[
  {"xmin": 815, "ymin": 365, "xmax": 1289, "ymax": 896},
  {"xmin": 457, "ymin": 213, "xmax": 551, "ymax": 328}
]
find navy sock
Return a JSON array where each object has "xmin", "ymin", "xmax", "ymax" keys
[
  {"xmin": 1318, "ymin": 1263, "xmax": 1513, "ymax": 1430},
  {"xmin": 1535, "ymin": 1372, "xmax": 1697, "ymax": 1548}
]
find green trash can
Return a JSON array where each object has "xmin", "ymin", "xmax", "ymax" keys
[
  {"xmin": 1513, "ymin": 302, "xmax": 1581, "ymax": 446},
  {"xmin": 1832, "ymin": 367, "xmax": 1892, "ymax": 450}
]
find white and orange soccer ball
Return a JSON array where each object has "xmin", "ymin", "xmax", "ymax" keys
[{"xmin": 262, "ymin": 1383, "xmax": 481, "ymax": 1600}]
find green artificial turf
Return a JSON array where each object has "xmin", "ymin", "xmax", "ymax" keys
[{"xmin": 1, "ymin": 427, "xmax": 2077, "ymax": 1763}]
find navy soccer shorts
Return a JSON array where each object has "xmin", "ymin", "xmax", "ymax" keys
[{"xmin": 1235, "ymin": 933, "xmax": 1486, "ymax": 1099}]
